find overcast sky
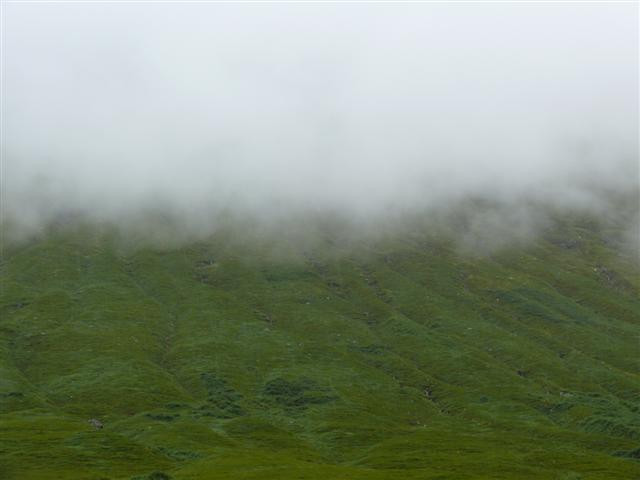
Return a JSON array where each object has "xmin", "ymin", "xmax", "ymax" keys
[{"xmin": 3, "ymin": 2, "xmax": 638, "ymax": 236}]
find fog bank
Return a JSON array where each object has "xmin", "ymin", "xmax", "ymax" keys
[{"xmin": 2, "ymin": 3, "xmax": 638, "ymax": 245}]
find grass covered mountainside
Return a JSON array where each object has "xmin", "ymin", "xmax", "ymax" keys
[{"xmin": 1, "ymin": 211, "xmax": 639, "ymax": 479}]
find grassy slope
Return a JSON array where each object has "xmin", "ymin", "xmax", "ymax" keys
[{"xmin": 0, "ymin": 216, "xmax": 638, "ymax": 480}]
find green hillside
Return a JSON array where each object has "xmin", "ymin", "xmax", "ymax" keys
[{"xmin": 1, "ymin": 213, "xmax": 639, "ymax": 479}]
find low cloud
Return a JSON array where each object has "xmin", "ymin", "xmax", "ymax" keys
[{"xmin": 3, "ymin": 3, "xmax": 638, "ymax": 248}]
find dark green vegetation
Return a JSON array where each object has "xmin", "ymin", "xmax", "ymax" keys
[{"xmin": 1, "ymin": 211, "xmax": 639, "ymax": 479}]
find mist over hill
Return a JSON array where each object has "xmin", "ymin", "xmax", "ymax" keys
[
  {"xmin": 1, "ymin": 3, "xmax": 639, "ymax": 480},
  {"xmin": 3, "ymin": 2, "xmax": 638, "ymax": 246}
]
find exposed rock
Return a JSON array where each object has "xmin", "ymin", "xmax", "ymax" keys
[
  {"xmin": 196, "ymin": 258, "xmax": 216, "ymax": 267},
  {"xmin": 88, "ymin": 418, "xmax": 103, "ymax": 429}
]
